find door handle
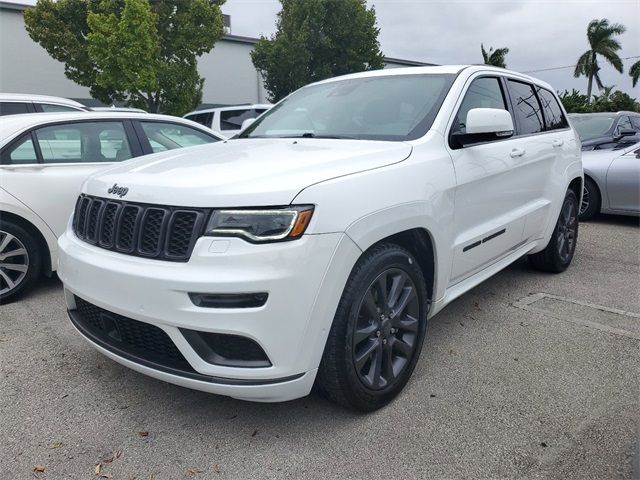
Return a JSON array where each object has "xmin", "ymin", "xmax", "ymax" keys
[
  {"xmin": 510, "ymin": 148, "xmax": 526, "ymax": 158},
  {"xmin": 552, "ymin": 139, "xmax": 564, "ymax": 147}
]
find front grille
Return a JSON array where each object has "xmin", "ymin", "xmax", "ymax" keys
[
  {"xmin": 73, "ymin": 195, "xmax": 208, "ymax": 261},
  {"xmin": 72, "ymin": 296, "xmax": 196, "ymax": 375}
]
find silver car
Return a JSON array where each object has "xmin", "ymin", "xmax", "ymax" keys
[{"xmin": 580, "ymin": 140, "xmax": 640, "ymax": 220}]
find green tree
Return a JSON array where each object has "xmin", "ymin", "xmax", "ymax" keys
[
  {"xmin": 480, "ymin": 44, "xmax": 509, "ymax": 68},
  {"xmin": 558, "ymin": 89, "xmax": 591, "ymax": 113},
  {"xmin": 24, "ymin": 0, "xmax": 225, "ymax": 115},
  {"xmin": 251, "ymin": 0, "xmax": 385, "ymax": 102},
  {"xmin": 629, "ymin": 59, "xmax": 640, "ymax": 87},
  {"xmin": 574, "ymin": 19, "xmax": 626, "ymax": 103}
]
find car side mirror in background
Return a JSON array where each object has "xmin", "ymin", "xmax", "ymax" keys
[
  {"xmin": 616, "ymin": 128, "xmax": 636, "ymax": 139},
  {"xmin": 450, "ymin": 108, "xmax": 514, "ymax": 149},
  {"xmin": 240, "ymin": 117, "xmax": 256, "ymax": 132}
]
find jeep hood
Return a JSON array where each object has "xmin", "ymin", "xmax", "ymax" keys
[{"xmin": 83, "ymin": 138, "xmax": 412, "ymax": 207}]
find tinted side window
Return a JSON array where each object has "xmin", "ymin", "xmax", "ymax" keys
[
  {"xmin": 631, "ymin": 116, "xmax": 640, "ymax": 130},
  {"xmin": 35, "ymin": 121, "xmax": 133, "ymax": 164},
  {"xmin": 617, "ymin": 116, "xmax": 632, "ymax": 134},
  {"xmin": 220, "ymin": 109, "xmax": 264, "ymax": 131},
  {"xmin": 0, "ymin": 134, "xmax": 38, "ymax": 164},
  {"xmin": 186, "ymin": 112, "xmax": 213, "ymax": 127},
  {"xmin": 39, "ymin": 103, "xmax": 83, "ymax": 113},
  {"xmin": 140, "ymin": 121, "xmax": 219, "ymax": 153},
  {"xmin": 507, "ymin": 80, "xmax": 544, "ymax": 135},
  {"xmin": 537, "ymin": 88, "xmax": 568, "ymax": 130},
  {"xmin": 0, "ymin": 102, "xmax": 30, "ymax": 116},
  {"xmin": 452, "ymin": 77, "xmax": 507, "ymax": 134}
]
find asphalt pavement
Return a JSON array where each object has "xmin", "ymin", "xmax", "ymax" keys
[{"xmin": 1, "ymin": 215, "xmax": 638, "ymax": 479}]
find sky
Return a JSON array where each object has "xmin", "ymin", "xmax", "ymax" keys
[{"xmin": 222, "ymin": 0, "xmax": 640, "ymax": 96}]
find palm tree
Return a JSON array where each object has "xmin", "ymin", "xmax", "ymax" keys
[
  {"xmin": 481, "ymin": 44, "xmax": 509, "ymax": 68},
  {"xmin": 630, "ymin": 60, "xmax": 640, "ymax": 87},
  {"xmin": 574, "ymin": 19, "xmax": 626, "ymax": 102}
]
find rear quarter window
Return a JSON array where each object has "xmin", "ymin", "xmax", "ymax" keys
[{"xmin": 537, "ymin": 88, "xmax": 568, "ymax": 130}]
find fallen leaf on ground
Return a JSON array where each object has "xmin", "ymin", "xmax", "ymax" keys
[
  {"xmin": 99, "ymin": 473, "xmax": 113, "ymax": 479},
  {"xmin": 33, "ymin": 465, "xmax": 45, "ymax": 473},
  {"xmin": 115, "ymin": 450, "xmax": 123, "ymax": 459},
  {"xmin": 95, "ymin": 464, "xmax": 102, "ymax": 474},
  {"xmin": 186, "ymin": 468, "xmax": 204, "ymax": 477},
  {"xmin": 48, "ymin": 442, "xmax": 63, "ymax": 449},
  {"xmin": 137, "ymin": 431, "xmax": 149, "ymax": 437},
  {"xmin": 213, "ymin": 464, "xmax": 221, "ymax": 474},
  {"xmin": 251, "ymin": 429, "xmax": 258, "ymax": 437}
]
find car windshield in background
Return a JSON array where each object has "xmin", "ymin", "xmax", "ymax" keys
[
  {"xmin": 239, "ymin": 74, "xmax": 455, "ymax": 141},
  {"xmin": 570, "ymin": 114, "xmax": 616, "ymax": 141}
]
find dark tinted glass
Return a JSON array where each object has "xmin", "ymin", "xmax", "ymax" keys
[
  {"xmin": 452, "ymin": 77, "xmax": 506, "ymax": 133},
  {"xmin": 0, "ymin": 102, "xmax": 29, "ymax": 115},
  {"xmin": 186, "ymin": 112, "xmax": 213, "ymax": 127},
  {"xmin": 537, "ymin": 88, "xmax": 568, "ymax": 130},
  {"xmin": 220, "ymin": 109, "xmax": 265, "ymax": 131},
  {"xmin": 507, "ymin": 80, "xmax": 544, "ymax": 135}
]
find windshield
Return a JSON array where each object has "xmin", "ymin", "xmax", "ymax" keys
[
  {"xmin": 239, "ymin": 74, "xmax": 455, "ymax": 141},
  {"xmin": 570, "ymin": 114, "xmax": 616, "ymax": 141}
]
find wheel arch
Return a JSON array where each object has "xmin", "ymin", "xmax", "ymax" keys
[
  {"xmin": 362, "ymin": 228, "xmax": 436, "ymax": 306},
  {"xmin": 0, "ymin": 210, "xmax": 52, "ymax": 276}
]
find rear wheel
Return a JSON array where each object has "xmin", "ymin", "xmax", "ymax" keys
[
  {"xmin": 528, "ymin": 189, "xmax": 579, "ymax": 273},
  {"xmin": 579, "ymin": 177, "xmax": 600, "ymax": 221},
  {"xmin": 0, "ymin": 221, "xmax": 41, "ymax": 304},
  {"xmin": 316, "ymin": 243, "xmax": 429, "ymax": 411}
]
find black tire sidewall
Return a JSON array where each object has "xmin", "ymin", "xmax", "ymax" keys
[
  {"xmin": 579, "ymin": 177, "xmax": 600, "ymax": 221},
  {"xmin": 0, "ymin": 220, "xmax": 41, "ymax": 303},
  {"xmin": 329, "ymin": 245, "xmax": 429, "ymax": 410},
  {"xmin": 550, "ymin": 190, "xmax": 579, "ymax": 271}
]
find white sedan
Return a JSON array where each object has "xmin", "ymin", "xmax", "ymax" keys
[{"xmin": 0, "ymin": 112, "xmax": 224, "ymax": 302}]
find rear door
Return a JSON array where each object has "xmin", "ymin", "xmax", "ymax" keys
[{"xmin": 0, "ymin": 120, "xmax": 140, "ymax": 237}]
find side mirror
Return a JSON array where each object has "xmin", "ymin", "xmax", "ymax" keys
[
  {"xmin": 240, "ymin": 118, "xmax": 256, "ymax": 132},
  {"xmin": 451, "ymin": 108, "xmax": 514, "ymax": 148},
  {"xmin": 616, "ymin": 128, "xmax": 636, "ymax": 139}
]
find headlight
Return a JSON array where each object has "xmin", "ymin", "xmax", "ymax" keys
[{"xmin": 204, "ymin": 206, "xmax": 314, "ymax": 243}]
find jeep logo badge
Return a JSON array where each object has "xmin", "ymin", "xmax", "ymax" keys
[{"xmin": 107, "ymin": 183, "xmax": 129, "ymax": 198}]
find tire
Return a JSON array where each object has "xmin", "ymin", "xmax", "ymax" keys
[
  {"xmin": 0, "ymin": 220, "xmax": 42, "ymax": 304},
  {"xmin": 316, "ymin": 243, "xmax": 429, "ymax": 411},
  {"xmin": 528, "ymin": 189, "xmax": 579, "ymax": 273},
  {"xmin": 579, "ymin": 177, "xmax": 600, "ymax": 221}
]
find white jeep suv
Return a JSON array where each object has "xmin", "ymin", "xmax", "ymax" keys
[{"xmin": 58, "ymin": 66, "xmax": 582, "ymax": 411}]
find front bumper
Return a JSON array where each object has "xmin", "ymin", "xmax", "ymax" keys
[{"xmin": 58, "ymin": 229, "xmax": 360, "ymax": 402}]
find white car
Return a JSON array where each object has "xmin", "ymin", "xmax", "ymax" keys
[
  {"xmin": 57, "ymin": 66, "xmax": 582, "ymax": 411},
  {"xmin": 0, "ymin": 112, "xmax": 225, "ymax": 302},
  {"xmin": 0, "ymin": 93, "xmax": 90, "ymax": 115},
  {"xmin": 183, "ymin": 104, "xmax": 271, "ymax": 136}
]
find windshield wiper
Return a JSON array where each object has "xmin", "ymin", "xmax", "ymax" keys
[{"xmin": 298, "ymin": 132, "xmax": 358, "ymax": 140}]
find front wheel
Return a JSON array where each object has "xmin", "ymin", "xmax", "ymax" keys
[
  {"xmin": 528, "ymin": 189, "xmax": 579, "ymax": 273},
  {"xmin": 316, "ymin": 243, "xmax": 429, "ymax": 411}
]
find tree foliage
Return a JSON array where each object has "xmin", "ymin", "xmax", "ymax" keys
[
  {"xmin": 251, "ymin": 0, "xmax": 385, "ymax": 102},
  {"xmin": 558, "ymin": 88, "xmax": 639, "ymax": 113},
  {"xmin": 24, "ymin": 0, "xmax": 225, "ymax": 115},
  {"xmin": 480, "ymin": 44, "xmax": 509, "ymax": 68},
  {"xmin": 630, "ymin": 60, "xmax": 640, "ymax": 88},
  {"xmin": 574, "ymin": 19, "xmax": 626, "ymax": 102}
]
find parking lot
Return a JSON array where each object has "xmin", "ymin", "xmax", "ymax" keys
[{"xmin": 1, "ymin": 215, "xmax": 638, "ymax": 479}]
